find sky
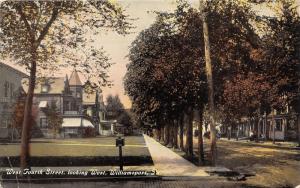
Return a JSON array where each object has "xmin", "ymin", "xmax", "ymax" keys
[
  {"xmin": 1, "ymin": 0, "xmax": 180, "ymax": 109},
  {"xmin": 98, "ymin": 0, "xmax": 178, "ymax": 109},
  {"xmin": 98, "ymin": 0, "xmax": 300, "ymax": 109},
  {"xmin": 2, "ymin": 0, "xmax": 300, "ymax": 109}
]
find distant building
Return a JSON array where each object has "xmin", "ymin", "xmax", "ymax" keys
[
  {"xmin": 0, "ymin": 62, "xmax": 28, "ymax": 139},
  {"xmin": 99, "ymin": 120, "xmax": 117, "ymax": 136},
  {"xmin": 25, "ymin": 69, "xmax": 104, "ymax": 138},
  {"xmin": 219, "ymin": 107, "xmax": 298, "ymax": 141}
]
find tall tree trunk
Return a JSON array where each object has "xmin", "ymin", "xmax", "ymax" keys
[
  {"xmin": 169, "ymin": 121, "xmax": 174, "ymax": 147},
  {"xmin": 236, "ymin": 124, "xmax": 239, "ymax": 141},
  {"xmin": 179, "ymin": 114, "xmax": 184, "ymax": 151},
  {"xmin": 264, "ymin": 111, "xmax": 267, "ymax": 140},
  {"xmin": 202, "ymin": 6, "xmax": 217, "ymax": 166},
  {"xmin": 20, "ymin": 58, "xmax": 36, "ymax": 171},
  {"xmin": 297, "ymin": 114, "xmax": 300, "ymax": 147},
  {"xmin": 254, "ymin": 118, "xmax": 257, "ymax": 142},
  {"xmin": 272, "ymin": 108, "xmax": 276, "ymax": 144},
  {"xmin": 174, "ymin": 120, "xmax": 179, "ymax": 149},
  {"xmin": 198, "ymin": 110, "xmax": 205, "ymax": 165},
  {"xmin": 256, "ymin": 118, "xmax": 261, "ymax": 143},
  {"xmin": 157, "ymin": 127, "xmax": 161, "ymax": 141},
  {"xmin": 161, "ymin": 125, "xmax": 165, "ymax": 144},
  {"xmin": 17, "ymin": 6, "xmax": 59, "ymax": 171},
  {"xmin": 248, "ymin": 120, "xmax": 251, "ymax": 138},
  {"xmin": 227, "ymin": 126, "xmax": 231, "ymax": 140},
  {"xmin": 186, "ymin": 107, "xmax": 194, "ymax": 158},
  {"xmin": 164, "ymin": 123, "xmax": 170, "ymax": 146}
]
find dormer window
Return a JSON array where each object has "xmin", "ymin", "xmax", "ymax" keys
[{"xmin": 41, "ymin": 84, "xmax": 49, "ymax": 93}]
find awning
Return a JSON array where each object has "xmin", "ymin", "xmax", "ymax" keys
[
  {"xmin": 62, "ymin": 118, "xmax": 94, "ymax": 128},
  {"xmin": 82, "ymin": 119, "xmax": 94, "ymax": 127},
  {"xmin": 39, "ymin": 101, "xmax": 48, "ymax": 108}
]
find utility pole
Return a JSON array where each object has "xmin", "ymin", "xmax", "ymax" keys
[{"xmin": 200, "ymin": 0, "xmax": 217, "ymax": 166}]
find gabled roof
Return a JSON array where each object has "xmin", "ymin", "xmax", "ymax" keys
[
  {"xmin": 23, "ymin": 77, "xmax": 65, "ymax": 94},
  {"xmin": 82, "ymin": 92, "xmax": 105, "ymax": 110},
  {"xmin": 0, "ymin": 61, "xmax": 28, "ymax": 78},
  {"xmin": 83, "ymin": 92, "xmax": 97, "ymax": 105},
  {"xmin": 69, "ymin": 69, "xmax": 82, "ymax": 86}
]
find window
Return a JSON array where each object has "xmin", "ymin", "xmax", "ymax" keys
[
  {"xmin": 2, "ymin": 103, "xmax": 8, "ymax": 110},
  {"xmin": 65, "ymin": 128, "xmax": 78, "ymax": 134},
  {"xmin": 40, "ymin": 118, "xmax": 48, "ymax": 128},
  {"xmin": 275, "ymin": 119, "xmax": 283, "ymax": 131},
  {"xmin": 10, "ymin": 83, "xmax": 15, "ymax": 98},
  {"xmin": 71, "ymin": 102, "xmax": 77, "ymax": 111},
  {"xmin": 41, "ymin": 84, "xmax": 49, "ymax": 93},
  {"xmin": 64, "ymin": 101, "xmax": 70, "ymax": 111},
  {"xmin": 0, "ymin": 119, "xmax": 8, "ymax": 128},
  {"xmin": 269, "ymin": 119, "xmax": 283, "ymax": 131},
  {"xmin": 4, "ymin": 81, "xmax": 9, "ymax": 97},
  {"xmin": 50, "ymin": 100, "xmax": 57, "ymax": 108}
]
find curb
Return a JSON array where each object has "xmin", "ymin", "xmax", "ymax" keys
[
  {"xmin": 0, "ymin": 170, "xmax": 161, "ymax": 183},
  {"xmin": 0, "ymin": 175, "xmax": 161, "ymax": 183}
]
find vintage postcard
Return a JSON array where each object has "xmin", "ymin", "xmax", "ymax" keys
[{"xmin": 0, "ymin": 0, "xmax": 299, "ymax": 187}]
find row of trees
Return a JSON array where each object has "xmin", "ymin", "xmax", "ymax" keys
[{"xmin": 124, "ymin": 0, "xmax": 300, "ymax": 165}]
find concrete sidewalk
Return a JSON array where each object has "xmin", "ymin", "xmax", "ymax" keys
[{"xmin": 143, "ymin": 134, "xmax": 209, "ymax": 177}]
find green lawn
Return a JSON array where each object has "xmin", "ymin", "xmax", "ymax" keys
[{"xmin": 0, "ymin": 135, "xmax": 150, "ymax": 157}]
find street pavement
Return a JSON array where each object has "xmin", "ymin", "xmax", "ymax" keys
[
  {"xmin": 144, "ymin": 134, "xmax": 209, "ymax": 177},
  {"xmin": 1, "ymin": 135, "xmax": 286, "ymax": 187},
  {"xmin": 0, "ymin": 178, "xmax": 255, "ymax": 188},
  {"xmin": 196, "ymin": 137, "xmax": 300, "ymax": 188}
]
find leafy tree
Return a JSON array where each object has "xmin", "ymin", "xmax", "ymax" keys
[
  {"xmin": 10, "ymin": 94, "xmax": 39, "ymax": 140},
  {"xmin": 200, "ymin": 0, "xmax": 217, "ymax": 165},
  {"xmin": 117, "ymin": 111, "xmax": 133, "ymax": 127},
  {"xmin": 222, "ymin": 72, "xmax": 272, "ymax": 141},
  {"xmin": 125, "ymin": 0, "xmax": 260, "ymax": 163},
  {"xmin": 178, "ymin": 0, "xmax": 259, "ymax": 162},
  {"xmin": 10, "ymin": 93, "xmax": 26, "ymax": 140},
  {"xmin": 261, "ymin": 0, "xmax": 300, "ymax": 145},
  {"xmin": 125, "ymin": 8, "xmax": 207, "ymax": 157},
  {"xmin": 105, "ymin": 94, "xmax": 124, "ymax": 119},
  {"xmin": 43, "ymin": 102, "xmax": 63, "ymax": 138},
  {"xmin": 0, "ymin": 0, "xmax": 132, "ymax": 170}
]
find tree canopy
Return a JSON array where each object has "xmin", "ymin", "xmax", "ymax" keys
[
  {"xmin": 0, "ymin": 0, "xmax": 132, "ymax": 170},
  {"xmin": 0, "ymin": 0, "xmax": 132, "ymax": 89}
]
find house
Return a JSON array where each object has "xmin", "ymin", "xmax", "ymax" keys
[
  {"xmin": 0, "ymin": 62, "xmax": 28, "ymax": 139},
  {"xmin": 99, "ymin": 120, "xmax": 117, "ymax": 136},
  {"xmin": 25, "ymin": 69, "xmax": 104, "ymax": 138},
  {"xmin": 220, "ymin": 107, "xmax": 298, "ymax": 141},
  {"xmin": 263, "ymin": 111, "xmax": 297, "ymax": 141}
]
